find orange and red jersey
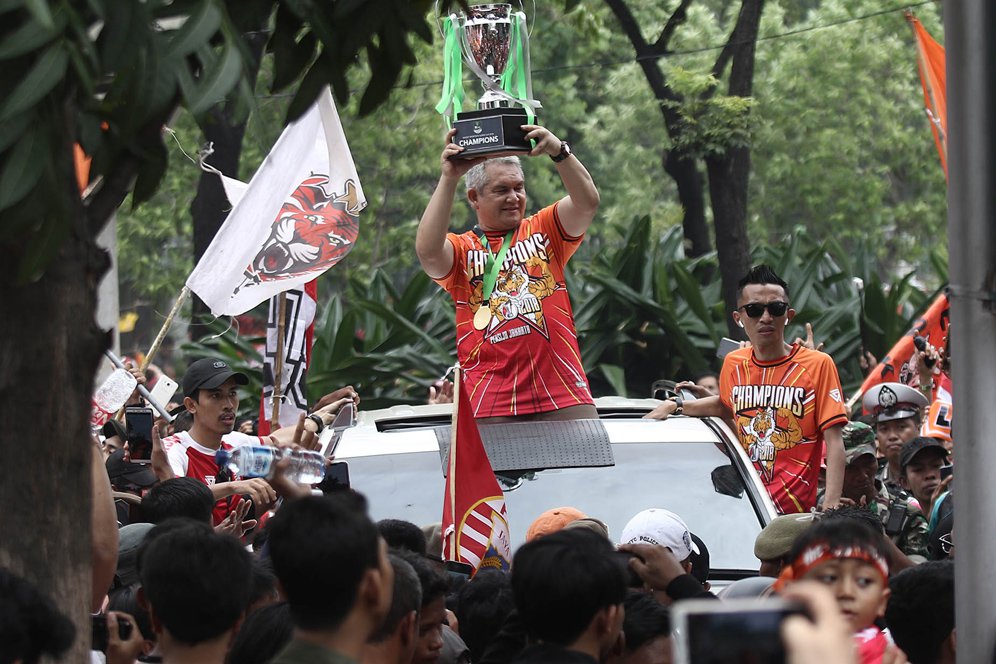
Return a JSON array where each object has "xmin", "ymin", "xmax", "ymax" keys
[
  {"xmin": 719, "ymin": 344, "xmax": 848, "ymax": 513},
  {"xmin": 434, "ymin": 202, "xmax": 593, "ymax": 418}
]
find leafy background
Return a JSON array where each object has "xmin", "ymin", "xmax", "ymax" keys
[{"xmin": 116, "ymin": 0, "xmax": 947, "ymax": 414}]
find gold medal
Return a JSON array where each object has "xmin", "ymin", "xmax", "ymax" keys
[{"xmin": 473, "ymin": 306, "xmax": 492, "ymax": 330}]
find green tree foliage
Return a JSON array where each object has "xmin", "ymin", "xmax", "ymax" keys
[
  {"xmin": 119, "ymin": 0, "xmax": 949, "ymax": 405},
  {"xmin": 750, "ymin": 1, "xmax": 947, "ymax": 275}
]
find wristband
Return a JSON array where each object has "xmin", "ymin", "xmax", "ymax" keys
[
  {"xmin": 670, "ymin": 396, "xmax": 683, "ymax": 415},
  {"xmin": 306, "ymin": 414, "xmax": 325, "ymax": 433}
]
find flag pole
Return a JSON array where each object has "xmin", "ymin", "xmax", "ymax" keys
[
  {"xmin": 448, "ymin": 366, "xmax": 461, "ymax": 562},
  {"xmin": 270, "ymin": 292, "xmax": 288, "ymax": 429},
  {"xmin": 139, "ymin": 286, "xmax": 190, "ymax": 372}
]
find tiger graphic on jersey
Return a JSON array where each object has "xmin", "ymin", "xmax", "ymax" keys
[
  {"xmin": 720, "ymin": 344, "xmax": 848, "ymax": 513},
  {"xmin": 434, "ymin": 202, "xmax": 593, "ymax": 418}
]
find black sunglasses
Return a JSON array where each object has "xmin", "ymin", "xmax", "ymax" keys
[{"xmin": 739, "ymin": 301, "xmax": 789, "ymax": 318}]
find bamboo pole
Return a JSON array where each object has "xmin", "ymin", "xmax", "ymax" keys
[{"xmin": 140, "ymin": 286, "xmax": 190, "ymax": 372}]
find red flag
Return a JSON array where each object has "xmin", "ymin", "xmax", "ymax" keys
[
  {"xmin": 442, "ymin": 369, "xmax": 512, "ymax": 573},
  {"xmin": 908, "ymin": 13, "xmax": 947, "ymax": 178},
  {"xmin": 858, "ymin": 291, "xmax": 950, "ymax": 411},
  {"xmin": 257, "ymin": 280, "xmax": 318, "ymax": 435}
]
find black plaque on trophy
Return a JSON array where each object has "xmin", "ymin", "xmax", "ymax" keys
[{"xmin": 451, "ymin": 108, "xmax": 532, "ymax": 159}]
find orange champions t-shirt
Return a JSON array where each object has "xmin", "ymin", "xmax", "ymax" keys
[
  {"xmin": 434, "ymin": 202, "xmax": 593, "ymax": 418},
  {"xmin": 719, "ymin": 344, "xmax": 848, "ymax": 513}
]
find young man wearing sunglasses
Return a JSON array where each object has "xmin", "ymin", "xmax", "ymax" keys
[{"xmin": 647, "ymin": 265, "xmax": 848, "ymax": 514}]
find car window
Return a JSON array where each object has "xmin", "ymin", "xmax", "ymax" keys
[{"xmin": 346, "ymin": 440, "xmax": 764, "ymax": 575}]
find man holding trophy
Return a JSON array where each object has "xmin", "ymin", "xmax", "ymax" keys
[{"xmin": 417, "ymin": 4, "xmax": 599, "ymax": 422}]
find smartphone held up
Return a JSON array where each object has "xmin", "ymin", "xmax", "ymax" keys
[
  {"xmin": 124, "ymin": 407, "xmax": 155, "ymax": 464},
  {"xmin": 671, "ymin": 597, "xmax": 808, "ymax": 664}
]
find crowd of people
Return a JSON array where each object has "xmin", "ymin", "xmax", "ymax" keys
[{"xmin": 0, "ymin": 125, "xmax": 964, "ymax": 664}]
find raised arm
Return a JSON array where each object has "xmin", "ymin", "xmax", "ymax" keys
[
  {"xmin": 522, "ymin": 125, "xmax": 599, "ymax": 237},
  {"xmin": 416, "ymin": 128, "xmax": 486, "ymax": 279}
]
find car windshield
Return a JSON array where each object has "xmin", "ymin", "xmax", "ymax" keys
[{"xmin": 346, "ymin": 440, "xmax": 764, "ymax": 575}]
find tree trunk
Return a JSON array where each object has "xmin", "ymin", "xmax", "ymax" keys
[
  {"xmin": 190, "ymin": 32, "xmax": 267, "ymax": 322},
  {"xmin": 0, "ymin": 166, "xmax": 109, "ymax": 659},
  {"xmin": 190, "ymin": 107, "xmax": 251, "ymax": 321},
  {"xmin": 604, "ymin": 0, "xmax": 712, "ymax": 258},
  {"xmin": 707, "ymin": 147, "xmax": 752, "ymax": 336},
  {"xmin": 663, "ymin": 151, "xmax": 711, "ymax": 257},
  {"xmin": 706, "ymin": 0, "xmax": 764, "ymax": 336}
]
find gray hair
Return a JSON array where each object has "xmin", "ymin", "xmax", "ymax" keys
[
  {"xmin": 369, "ymin": 554, "xmax": 423, "ymax": 643},
  {"xmin": 465, "ymin": 156, "xmax": 523, "ymax": 194}
]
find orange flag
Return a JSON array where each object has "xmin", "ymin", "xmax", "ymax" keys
[
  {"xmin": 907, "ymin": 13, "xmax": 947, "ymax": 178},
  {"xmin": 858, "ymin": 291, "xmax": 950, "ymax": 412},
  {"xmin": 442, "ymin": 367, "xmax": 512, "ymax": 574}
]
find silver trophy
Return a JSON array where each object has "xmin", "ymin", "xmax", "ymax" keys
[{"xmin": 438, "ymin": 3, "xmax": 541, "ymax": 158}]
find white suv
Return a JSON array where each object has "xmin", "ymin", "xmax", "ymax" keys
[{"xmin": 332, "ymin": 397, "xmax": 777, "ymax": 586}]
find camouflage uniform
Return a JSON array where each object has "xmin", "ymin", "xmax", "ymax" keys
[
  {"xmin": 869, "ymin": 484, "xmax": 930, "ymax": 563},
  {"xmin": 837, "ymin": 422, "xmax": 930, "ymax": 562}
]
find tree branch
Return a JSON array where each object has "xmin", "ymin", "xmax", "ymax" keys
[
  {"xmin": 604, "ymin": 0, "xmax": 681, "ymax": 108},
  {"xmin": 710, "ymin": 0, "xmax": 765, "ymax": 93},
  {"xmin": 654, "ymin": 0, "xmax": 695, "ymax": 52},
  {"xmin": 604, "ymin": 0, "xmax": 650, "ymax": 50},
  {"xmin": 83, "ymin": 104, "xmax": 179, "ymax": 237}
]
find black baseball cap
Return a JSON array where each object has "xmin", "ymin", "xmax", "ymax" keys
[
  {"xmin": 105, "ymin": 449, "xmax": 158, "ymax": 488},
  {"xmin": 182, "ymin": 358, "xmax": 249, "ymax": 397},
  {"xmin": 899, "ymin": 437, "xmax": 948, "ymax": 471}
]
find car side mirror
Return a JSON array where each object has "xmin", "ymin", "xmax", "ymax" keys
[{"xmin": 319, "ymin": 403, "xmax": 357, "ymax": 458}]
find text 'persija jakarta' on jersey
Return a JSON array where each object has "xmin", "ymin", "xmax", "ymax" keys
[
  {"xmin": 719, "ymin": 344, "xmax": 848, "ymax": 513},
  {"xmin": 163, "ymin": 430, "xmax": 264, "ymax": 525},
  {"xmin": 434, "ymin": 202, "xmax": 593, "ymax": 418}
]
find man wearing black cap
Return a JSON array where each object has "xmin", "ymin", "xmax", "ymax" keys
[
  {"xmin": 162, "ymin": 358, "xmax": 345, "ymax": 525},
  {"xmin": 899, "ymin": 437, "xmax": 951, "ymax": 523},
  {"xmin": 863, "ymin": 382, "xmax": 929, "ymax": 499}
]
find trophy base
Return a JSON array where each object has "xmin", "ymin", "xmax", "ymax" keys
[{"xmin": 450, "ymin": 107, "xmax": 533, "ymax": 160}]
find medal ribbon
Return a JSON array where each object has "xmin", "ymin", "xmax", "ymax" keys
[
  {"xmin": 480, "ymin": 230, "xmax": 515, "ymax": 304},
  {"xmin": 435, "ymin": 15, "xmax": 465, "ymax": 127}
]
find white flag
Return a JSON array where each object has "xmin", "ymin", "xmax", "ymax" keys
[{"xmin": 187, "ymin": 87, "xmax": 365, "ymax": 316}]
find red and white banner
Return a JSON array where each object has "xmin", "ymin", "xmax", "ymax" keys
[
  {"xmin": 187, "ymin": 87, "xmax": 365, "ymax": 316},
  {"xmin": 858, "ymin": 291, "xmax": 949, "ymax": 410},
  {"xmin": 257, "ymin": 281, "xmax": 318, "ymax": 435},
  {"xmin": 442, "ymin": 369, "xmax": 512, "ymax": 574}
]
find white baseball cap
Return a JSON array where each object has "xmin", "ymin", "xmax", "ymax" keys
[{"xmin": 620, "ymin": 508, "xmax": 700, "ymax": 560}]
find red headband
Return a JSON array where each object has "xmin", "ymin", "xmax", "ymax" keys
[{"xmin": 773, "ymin": 541, "xmax": 889, "ymax": 592}]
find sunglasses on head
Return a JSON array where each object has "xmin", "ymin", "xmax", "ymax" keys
[{"xmin": 739, "ymin": 301, "xmax": 789, "ymax": 318}]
